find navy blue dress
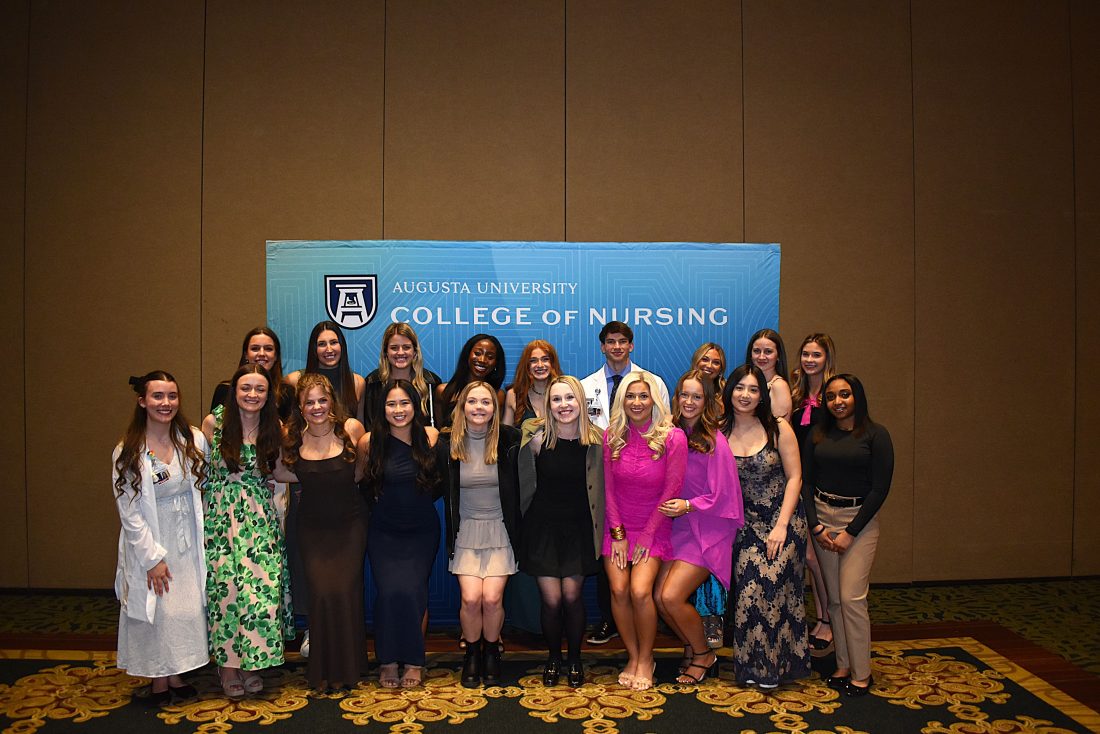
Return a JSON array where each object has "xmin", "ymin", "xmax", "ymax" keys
[{"xmin": 366, "ymin": 436, "xmax": 441, "ymax": 666}]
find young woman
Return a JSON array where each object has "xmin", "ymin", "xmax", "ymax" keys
[
  {"xmin": 803, "ymin": 374, "xmax": 894, "ymax": 697},
  {"xmin": 725, "ymin": 364, "xmax": 810, "ymax": 689},
  {"xmin": 436, "ymin": 382, "xmax": 522, "ymax": 688},
  {"xmin": 274, "ymin": 374, "xmax": 368, "ymax": 691},
  {"xmin": 686, "ymin": 343, "xmax": 728, "ymax": 648},
  {"xmin": 113, "ymin": 371, "xmax": 208, "ymax": 705},
  {"xmin": 746, "ymin": 329, "xmax": 792, "ymax": 421},
  {"xmin": 603, "ymin": 371, "xmax": 687, "ymax": 691},
  {"xmin": 503, "ymin": 340, "xmax": 562, "ymax": 426},
  {"xmin": 209, "ymin": 327, "xmax": 295, "ymax": 419},
  {"xmin": 362, "ymin": 322, "xmax": 442, "ymax": 428},
  {"xmin": 789, "ymin": 333, "xmax": 837, "ymax": 444},
  {"xmin": 789, "ymin": 333, "xmax": 838, "ymax": 652},
  {"xmin": 202, "ymin": 364, "xmax": 292, "ymax": 698},
  {"xmin": 435, "ymin": 334, "xmax": 506, "ymax": 428},
  {"xmin": 286, "ymin": 320, "xmax": 366, "ymax": 421},
  {"xmin": 359, "ymin": 380, "xmax": 441, "ymax": 689},
  {"xmin": 517, "ymin": 376, "xmax": 604, "ymax": 687},
  {"xmin": 655, "ymin": 370, "xmax": 742, "ymax": 684},
  {"xmin": 689, "ymin": 342, "xmax": 727, "ymax": 411}
]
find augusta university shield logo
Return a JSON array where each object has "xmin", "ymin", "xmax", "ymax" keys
[{"xmin": 325, "ymin": 275, "xmax": 377, "ymax": 330}]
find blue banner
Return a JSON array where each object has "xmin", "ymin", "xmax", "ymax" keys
[
  {"xmin": 267, "ymin": 239, "xmax": 779, "ymax": 627},
  {"xmin": 267, "ymin": 240, "xmax": 780, "ymax": 388}
]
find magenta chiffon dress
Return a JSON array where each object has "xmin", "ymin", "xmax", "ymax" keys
[
  {"xmin": 668, "ymin": 435, "xmax": 744, "ymax": 588},
  {"xmin": 602, "ymin": 423, "xmax": 688, "ymax": 560}
]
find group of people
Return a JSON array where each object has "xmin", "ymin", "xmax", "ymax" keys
[{"xmin": 113, "ymin": 318, "xmax": 893, "ymax": 702}]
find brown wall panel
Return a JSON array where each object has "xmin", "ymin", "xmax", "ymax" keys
[
  {"xmin": 566, "ymin": 0, "xmax": 742, "ymax": 243},
  {"xmin": 912, "ymin": 1, "xmax": 1075, "ymax": 579},
  {"xmin": 1072, "ymin": 0, "xmax": 1100, "ymax": 575},
  {"xmin": 383, "ymin": 0, "xmax": 564, "ymax": 241},
  {"xmin": 743, "ymin": 1, "xmax": 915, "ymax": 581},
  {"xmin": 24, "ymin": 2, "xmax": 204, "ymax": 586},
  {"xmin": 201, "ymin": 0, "xmax": 384, "ymax": 392},
  {"xmin": 0, "ymin": 0, "xmax": 29, "ymax": 586}
]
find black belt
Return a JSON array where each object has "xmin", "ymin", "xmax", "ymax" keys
[{"xmin": 814, "ymin": 487, "xmax": 864, "ymax": 508}]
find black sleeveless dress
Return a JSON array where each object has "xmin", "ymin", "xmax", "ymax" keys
[
  {"xmin": 366, "ymin": 436, "xmax": 441, "ymax": 666},
  {"xmin": 296, "ymin": 455, "xmax": 368, "ymax": 688}
]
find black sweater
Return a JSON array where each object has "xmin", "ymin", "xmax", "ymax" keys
[{"xmin": 801, "ymin": 423, "xmax": 894, "ymax": 536}]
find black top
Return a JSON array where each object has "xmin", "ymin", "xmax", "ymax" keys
[
  {"xmin": 435, "ymin": 424, "xmax": 522, "ymax": 559},
  {"xmin": 791, "ymin": 399, "xmax": 826, "ymax": 446},
  {"xmin": 210, "ymin": 380, "xmax": 295, "ymax": 421},
  {"xmin": 801, "ymin": 423, "xmax": 894, "ymax": 536},
  {"xmin": 362, "ymin": 368, "xmax": 442, "ymax": 429}
]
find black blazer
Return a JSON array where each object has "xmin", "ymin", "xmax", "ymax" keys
[{"xmin": 435, "ymin": 424, "xmax": 522, "ymax": 560}]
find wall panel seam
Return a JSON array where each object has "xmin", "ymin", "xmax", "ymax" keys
[{"xmin": 21, "ymin": 0, "xmax": 32, "ymax": 586}]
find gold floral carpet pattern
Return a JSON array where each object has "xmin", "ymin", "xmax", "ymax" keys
[
  {"xmin": 3, "ymin": 579, "xmax": 1097, "ymax": 676},
  {"xmin": 1, "ymin": 639, "xmax": 1098, "ymax": 734}
]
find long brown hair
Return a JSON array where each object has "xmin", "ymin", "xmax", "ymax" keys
[
  {"xmin": 237, "ymin": 326, "xmax": 286, "ymax": 394},
  {"xmin": 790, "ymin": 333, "xmax": 837, "ymax": 408},
  {"xmin": 281, "ymin": 373, "xmax": 357, "ymax": 468},
  {"xmin": 672, "ymin": 369, "xmax": 721, "ymax": 454},
  {"xmin": 510, "ymin": 339, "xmax": 561, "ymax": 421},
  {"xmin": 114, "ymin": 371, "xmax": 205, "ymax": 498},
  {"xmin": 219, "ymin": 364, "xmax": 282, "ymax": 475}
]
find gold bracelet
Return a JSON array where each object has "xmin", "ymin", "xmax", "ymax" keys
[{"xmin": 610, "ymin": 525, "xmax": 626, "ymax": 541}]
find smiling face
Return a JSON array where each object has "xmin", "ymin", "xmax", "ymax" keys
[
  {"xmin": 527, "ymin": 348, "xmax": 552, "ymax": 382},
  {"xmin": 315, "ymin": 329, "xmax": 342, "ymax": 368},
  {"xmin": 140, "ymin": 379, "xmax": 179, "ymax": 425},
  {"xmin": 386, "ymin": 334, "xmax": 415, "ymax": 373},
  {"xmin": 694, "ymin": 348, "xmax": 723, "ymax": 380},
  {"xmin": 299, "ymin": 385, "xmax": 332, "ymax": 427},
  {"xmin": 384, "ymin": 386, "xmax": 414, "ymax": 429},
  {"xmin": 623, "ymin": 380, "xmax": 654, "ymax": 428},
  {"xmin": 600, "ymin": 332, "xmax": 634, "ymax": 372},
  {"xmin": 245, "ymin": 334, "xmax": 277, "ymax": 371},
  {"xmin": 676, "ymin": 378, "xmax": 705, "ymax": 425},
  {"xmin": 800, "ymin": 341, "xmax": 827, "ymax": 376},
  {"xmin": 730, "ymin": 373, "xmax": 762, "ymax": 416},
  {"xmin": 825, "ymin": 378, "xmax": 856, "ymax": 427},
  {"xmin": 548, "ymin": 381, "xmax": 580, "ymax": 428},
  {"xmin": 751, "ymin": 338, "xmax": 779, "ymax": 376},
  {"xmin": 467, "ymin": 339, "xmax": 498, "ymax": 380},
  {"xmin": 236, "ymin": 373, "xmax": 269, "ymax": 414},
  {"xmin": 463, "ymin": 385, "xmax": 496, "ymax": 430}
]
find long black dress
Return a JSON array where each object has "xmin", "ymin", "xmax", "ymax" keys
[
  {"xmin": 366, "ymin": 436, "xmax": 441, "ymax": 666},
  {"xmin": 296, "ymin": 456, "xmax": 368, "ymax": 688}
]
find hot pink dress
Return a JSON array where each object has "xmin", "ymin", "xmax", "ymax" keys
[
  {"xmin": 668, "ymin": 435, "xmax": 744, "ymax": 588},
  {"xmin": 602, "ymin": 423, "xmax": 688, "ymax": 560}
]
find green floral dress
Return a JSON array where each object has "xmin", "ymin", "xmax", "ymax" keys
[{"xmin": 204, "ymin": 406, "xmax": 293, "ymax": 669}]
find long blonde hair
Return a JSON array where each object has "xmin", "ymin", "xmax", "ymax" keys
[
  {"xmin": 447, "ymin": 381, "xmax": 501, "ymax": 464},
  {"xmin": 542, "ymin": 375, "xmax": 602, "ymax": 450},
  {"xmin": 606, "ymin": 371, "xmax": 673, "ymax": 461},
  {"xmin": 377, "ymin": 322, "xmax": 433, "ymax": 416}
]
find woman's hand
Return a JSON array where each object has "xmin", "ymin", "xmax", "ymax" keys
[
  {"xmin": 146, "ymin": 560, "xmax": 172, "ymax": 596},
  {"xmin": 766, "ymin": 523, "xmax": 788, "ymax": 560},
  {"xmin": 610, "ymin": 539, "xmax": 629, "ymax": 570},
  {"xmin": 830, "ymin": 530, "xmax": 854, "ymax": 554},
  {"xmin": 659, "ymin": 498, "xmax": 690, "ymax": 517},
  {"xmin": 631, "ymin": 543, "xmax": 651, "ymax": 565}
]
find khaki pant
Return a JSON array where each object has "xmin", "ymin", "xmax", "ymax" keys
[{"xmin": 811, "ymin": 498, "xmax": 880, "ymax": 681}]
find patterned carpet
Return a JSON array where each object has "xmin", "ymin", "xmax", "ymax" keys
[
  {"xmin": 0, "ymin": 580, "xmax": 1097, "ymax": 733},
  {"xmin": 3, "ymin": 579, "xmax": 1097, "ymax": 676}
]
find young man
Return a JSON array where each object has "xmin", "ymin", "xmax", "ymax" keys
[
  {"xmin": 580, "ymin": 321, "xmax": 670, "ymax": 430},
  {"xmin": 580, "ymin": 321, "xmax": 670, "ymax": 644}
]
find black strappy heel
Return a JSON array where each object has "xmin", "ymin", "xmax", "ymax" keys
[{"xmin": 676, "ymin": 648, "xmax": 718, "ymax": 684}]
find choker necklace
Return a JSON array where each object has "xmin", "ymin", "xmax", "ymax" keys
[{"xmin": 306, "ymin": 423, "xmax": 335, "ymax": 438}]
